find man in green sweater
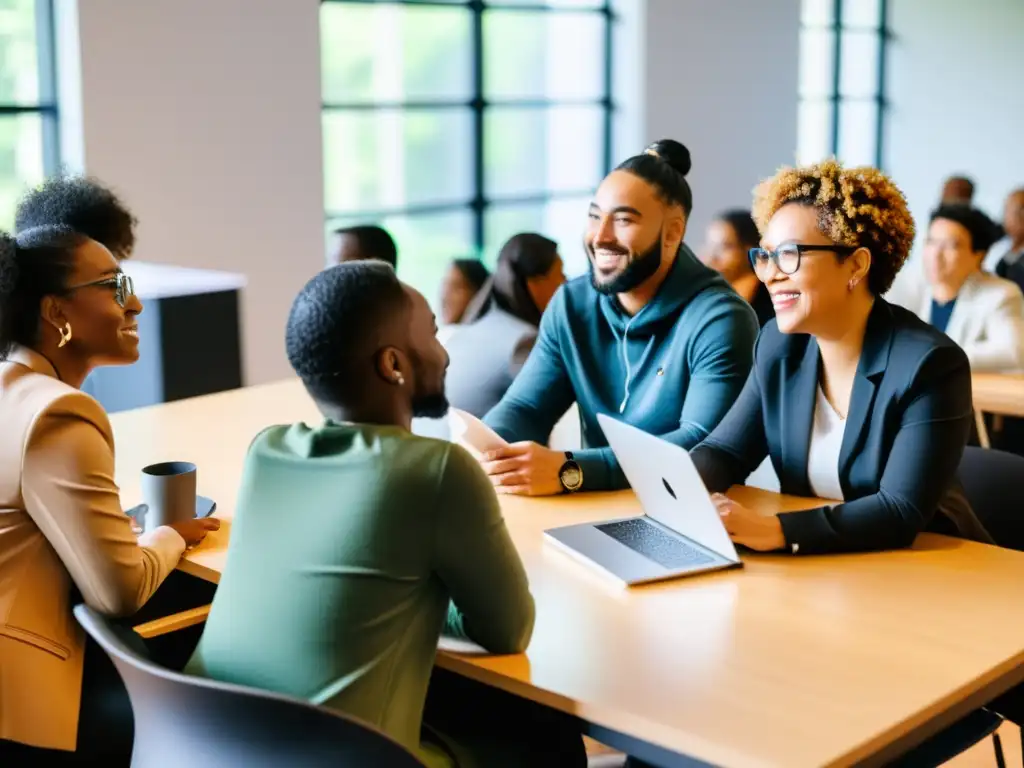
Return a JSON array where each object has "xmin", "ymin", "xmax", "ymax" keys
[{"xmin": 187, "ymin": 263, "xmax": 583, "ymax": 766}]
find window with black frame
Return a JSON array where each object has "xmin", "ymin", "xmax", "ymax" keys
[
  {"xmin": 320, "ymin": 0, "xmax": 613, "ymax": 298},
  {"xmin": 797, "ymin": 0, "xmax": 888, "ymax": 168},
  {"xmin": 0, "ymin": 0, "xmax": 58, "ymax": 228}
]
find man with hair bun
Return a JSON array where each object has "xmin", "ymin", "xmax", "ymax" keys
[{"xmin": 478, "ymin": 139, "xmax": 759, "ymax": 496}]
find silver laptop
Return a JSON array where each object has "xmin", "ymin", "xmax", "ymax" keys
[{"xmin": 544, "ymin": 414, "xmax": 742, "ymax": 586}]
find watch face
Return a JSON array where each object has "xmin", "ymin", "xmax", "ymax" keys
[{"xmin": 561, "ymin": 464, "xmax": 582, "ymax": 490}]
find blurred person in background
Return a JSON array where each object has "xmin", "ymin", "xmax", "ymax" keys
[
  {"xmin": 700, "ymin": 209, "xmax": 774, "ymax": 327},
  {"xmin": 889, "ymin": 204, "xmax": 1024, "ymax": 372},
  {"xmin": 986, "ymin": 187, "xmax": 1024, "ymax": 288},
  {"xmin": 443, "ymin": 233, "xmax": 565, "ymax": 418},
  {"xmin": 327, "ymin": 225, "xmax": 397, "ymax": 269},
  {"xmin": 940, "ymin": 175, "xmax": 975, "ymax": 206},
  {"xmin": 439, "ymin": 258, "xmax": 491, "ymax": 326}
]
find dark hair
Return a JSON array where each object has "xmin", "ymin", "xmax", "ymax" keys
[
  {"xmin": 942, "ymin": 175, "xmax": 975, "ymax": 200},
  {"xmin": 717, "ymin": 210, "xmax": 760, "ymax": 248},
  {"xmin": 15, "ymin": 175, "xmax": 137, "ymax": 260},
  {"xmin": 285, "ymin": 261, "xmax": 408, "ymax": 404},
  {"xmin": 0, "ymin": 225, "xmax": 89, "ymax": 360},
  {"xmin": 614, "ymin": 139, "xmax": 693, "ymax": 216},
  {"xmin": 451, "ymin": 259, "xmax": 490, "ymax": 293},
  {"xmin": 333, "ymin": 225, "xmax": 398, "ymax": 268},
  {"xmin": 464, "ymin": 232, "xmax": 559, "ymax": 327},
  {"xmin": 930, "ymin": 205, "xmax": 1001, "ymax": 254}
]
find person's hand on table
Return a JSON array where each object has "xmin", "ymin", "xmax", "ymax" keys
[
  {"xmin": 712, "ymin": 493, "xmax": 786, "ymax": 552},
  {"xmin": 480, "ymin": 442, "xmax": 565, "ymax": 496},
  {"xmin": 169, "ymin": 518, "xmax": 221, "ymax": 548}
]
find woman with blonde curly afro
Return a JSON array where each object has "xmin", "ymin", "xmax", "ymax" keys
[{"xmin": 690, "ymin": 159, "xmax": 992, "ymax": 555}]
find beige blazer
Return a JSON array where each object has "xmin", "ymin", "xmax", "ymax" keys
[
  {"xmin": 0, "ymin": 346, "xmax": 185, "ymax": 751},
  {"xmin": 888, "ymin": 269, "xmax": 1024, "ymax": 373}
]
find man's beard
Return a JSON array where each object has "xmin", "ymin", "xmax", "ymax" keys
[
  {"xmin": 587, "ymin": 236, "xmax": 663, "ymax": 295},
  {"xmin": 412, "ymin": 392, "xmax": 450, "ymax": 420}
]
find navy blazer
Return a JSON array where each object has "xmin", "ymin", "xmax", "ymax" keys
[{"xmin": 691, "ymin": 300, "xmax": 992, "ymax": 554}]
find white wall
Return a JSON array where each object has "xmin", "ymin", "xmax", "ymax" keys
[
  {"xmin": 885, "ymin": 0, "xmax": 1024, "ymax": 245},
  {"xmin": 640, "ymin": 0, "xmax": 801, "ymax": 244},
  {"xmin": 58, "ymin": 0, "xmax": 325, "ymax": 386}
]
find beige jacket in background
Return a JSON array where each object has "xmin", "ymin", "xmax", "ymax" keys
[
  {"xmin": 0, "ymin": 346, "xmax": 185, "ymax": 751},
  {"xmin": 888, "ymin": 269, "xmax": 1024, "ymax": 373}
]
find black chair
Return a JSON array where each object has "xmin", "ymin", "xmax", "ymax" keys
[
  {"xmin": 74, "ymin": 604, "xmax": 426, "ymax": 768},
  {"xmin": 958, "ymin": 445, "xmax": 1024, "ymax": 551},
  {"xmin": 890, "ymin": 445, "xmax": 1024, "ymax": 766},
  {"xmin": 887, "ymin": 709, "xmax": 1005, "ymax": 768},
  {"xmin": 958, "ymin": 445, "xmax": 1024, "ymax": 758}
]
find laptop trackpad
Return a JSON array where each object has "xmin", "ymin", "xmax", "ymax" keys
[
  {"xmin": 595, "ymin": 518, "xmax": 716, "ymax": 570},
  {"xmin": 548, "ymin": 519, "xmax": 704, "ymax": 583}
]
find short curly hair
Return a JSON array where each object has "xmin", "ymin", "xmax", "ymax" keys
[
  {"xmin": 15, "ymin": 175, "xmax": 137, "ymax": 260},
  {"xmin": 752, "ymin": 159, "xmax": 915, "ymax": 296},
  {"xmin": 286, "ymin": 261, "xmax": 408, "ymax": 404}
]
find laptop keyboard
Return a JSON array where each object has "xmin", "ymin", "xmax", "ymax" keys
[{"xmin": 596, "ymin": 518, "xmax": 715, "ymax": 570}]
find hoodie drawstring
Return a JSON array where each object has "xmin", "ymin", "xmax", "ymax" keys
[
  {"xmin": 617, "ymin": 318, "xmax": 657, "ymax": 414},
  {"xmin": 617, "ymin": 317, "xmax": 634, "ymax": 412}
]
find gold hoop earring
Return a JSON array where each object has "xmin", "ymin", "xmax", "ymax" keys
[{"xmin": 57, "ymin": 322, "xmax": 73, "ymax": 349}]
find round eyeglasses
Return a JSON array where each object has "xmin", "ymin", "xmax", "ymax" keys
[{"xmin": 748, "ymin": 244, "xmax": 857, "ymax": 277}]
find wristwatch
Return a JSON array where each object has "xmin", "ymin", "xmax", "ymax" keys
[{"xmin": 558, "ymin": 452, "xmax": 584, "ymax": 493}]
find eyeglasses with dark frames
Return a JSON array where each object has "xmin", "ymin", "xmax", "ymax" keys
[
  {"xmin": 64, "ymin": 272, "xmax": 136, "ymax": 307},
  {"xmin": 747, "ymin": 244, "xmax": 858, "ymax": 277}
]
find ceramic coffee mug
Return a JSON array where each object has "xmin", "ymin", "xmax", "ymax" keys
[{"xmin": 139, "ymin": 461, "xmax": 197, "ymax": 532}]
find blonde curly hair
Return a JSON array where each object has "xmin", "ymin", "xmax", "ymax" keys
[{"xmin": 752, "ymin": 159, "xmax": 915, "ymax": 295}]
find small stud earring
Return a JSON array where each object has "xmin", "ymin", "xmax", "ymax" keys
[
  {"xmin": 57, "ymin": 322, "xmax": 73, "ymax": 349},
  {"xmin": 848, "ymin": 280, "xmax": 858, "ymax": 292},
  {"xmin": 393, "ymin": 372, "xmax": 405, "ymax": 386}
]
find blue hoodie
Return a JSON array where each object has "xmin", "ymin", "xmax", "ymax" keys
[{"xmin": 484, "ymin": 245, "xmax": 759, "ymax": 491}]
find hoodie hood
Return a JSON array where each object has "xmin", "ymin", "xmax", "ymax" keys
[{"xmin": 596, "ymin": 243, "xmax": 729, "ymax": 335}]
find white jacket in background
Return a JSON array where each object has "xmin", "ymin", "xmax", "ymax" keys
[{"xmin": 887, "ymin": 269, "xmax": 1024, "ymax": 373}]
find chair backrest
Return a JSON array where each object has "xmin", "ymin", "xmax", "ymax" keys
[
  {"xmin": 958, "ymin": 446, "xmax": 1024, "ymax": 551},
  {"xmin": 74, "ymin": 605, "xmax": 426, "ymax": 768}
]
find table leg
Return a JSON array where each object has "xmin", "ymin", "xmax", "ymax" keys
[{"xmin": 975, "ymin": 410, "xmax": 991, "ymax": 449}]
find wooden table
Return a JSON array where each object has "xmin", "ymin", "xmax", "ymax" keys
[
  {"xmin": 973, "ymin": 373, "xmax": 1024, "ymax": 419},
  {"xmin": 109, "ymin": 380, "xmax": 1024, "ymax": 768},
  {"xmin": 970, "ymin": 373, "xmax": 1024, "ymax": 447}
]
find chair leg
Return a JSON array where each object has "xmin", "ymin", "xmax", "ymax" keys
[
  {"xmin": 975, "ymin": 410, "xmax": 992, "ymax": 449},
  {"xmin": 992, "ymin": 732, "xmax": 1006, "ymax": 768}
]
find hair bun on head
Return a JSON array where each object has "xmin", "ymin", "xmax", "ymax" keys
[{"xmin": 644, "ymin": 139, "xmax": 691, "ymax": 178}]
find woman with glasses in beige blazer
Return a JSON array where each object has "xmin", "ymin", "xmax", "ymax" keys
[{"xmin": 0, "ymin": 225, "xmax": 219, "ymax": 764}]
